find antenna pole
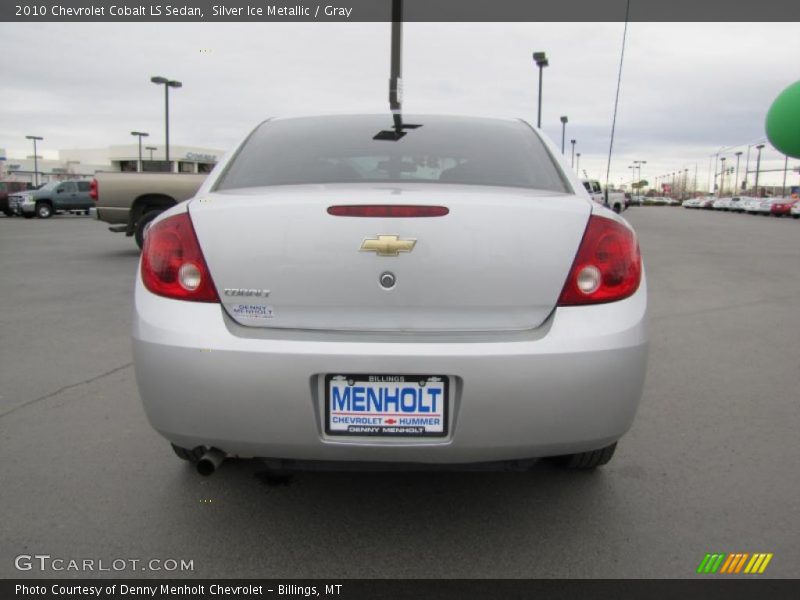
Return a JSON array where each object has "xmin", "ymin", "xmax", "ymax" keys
[{"xmin": 389, "ymin": 0, "xmax": 403, "ymax": 113}]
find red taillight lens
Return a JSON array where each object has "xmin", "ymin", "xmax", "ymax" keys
[
  {"xmin": 141, "ymin": 212, "xmax": 219, "ymax": 303},
  {"xmin": 89, "ymin": 178, "xmax": 98, "ymax": 201},
  {"xmin": 558, "ymin": 215, "xmax": 642, "ymax": 306},
  {"xmin": 327, "ymin": 205, "xmax": 449, "ymax": 217}
]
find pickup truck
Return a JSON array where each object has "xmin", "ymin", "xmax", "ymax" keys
[
  {"xmin": 9, "ymin": 180, "xmax": 93, "ymax": 218},
  {"xmin": 1, "ymin": 181, "xmax": 31, "ymax": 216},
  {"xmin": 581, "ymin": 179, "xmax": 626, "ymax": 213},
  {"xmin": 92, "ymin": 172, "xmax": 206, "ymax": 248}
]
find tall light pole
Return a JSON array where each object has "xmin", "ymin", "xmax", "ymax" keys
[
  {"xmin": 25, "ymin": 135, "xmax": 43, "ymax": 187},
  {"xmin": 734, "ymin": 151, "xmax": 743, "ymax": 195},
  {"xmin": 719, "ymin": 157, "xmax": 727, "ymax": 197},
  {"xmin": 532, "ymin": 52, "xmax": 548, "ymax": 129},
  {"xmin": 145, "ymin": 146, "xmax": 157, "ymax": 161},
  {"xmin": 575, "ymin": 153, "xmax": 581, "ymax": 173},
  {"xmin": 781, "ymin": 155, "xmax": 789, "ymax": 197},
  {"xmin": 628, "ymin": 165, "xmax": 635, "ymax": 191},
  {"xmin": 560, "ymin": 116, "xmax": 568, "ymax": 154},
  {"xmin": 130, "ymin": 131, "xmax": 149, "ymax": 173},
  {"xmin": 633, "ymin": 160, "xmax": 646, "ymax": 193},
  {"xmin": 570, "ymin": 139, "xmax": 576, "ymax": 167},
  {"xmin": 754, "ymin": 144, "xmax": 765, "ymax": 197},
  {"xmin": 150, "ymin": 76, "xmax": 182, "ymax": 169}
]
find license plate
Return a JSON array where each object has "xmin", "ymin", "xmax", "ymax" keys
[{"xmin": 325, "ymin": 374, "xmax": 448, "ymax": 437}]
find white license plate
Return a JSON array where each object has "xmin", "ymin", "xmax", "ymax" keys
[{"xmin": 325, "ymin": 374, "xmax": 448, "ymax": 437}]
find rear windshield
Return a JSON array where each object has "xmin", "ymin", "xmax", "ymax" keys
[{"xmin": 215, "ymin": 115, "xmax": 570, "ymax": 193}]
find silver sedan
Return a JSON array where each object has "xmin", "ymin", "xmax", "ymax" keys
[{"xmin": 132, "ymin": 114, "xmax": 648, "ymax": 475}]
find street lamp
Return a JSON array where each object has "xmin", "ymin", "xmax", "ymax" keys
[
  {"xmin": 532, "ymin": 52, "xmax": 548, "ymax": 129},
  {"xmin": 150, "ymin": 76, "xmax": 182, "ymax": 168},
  {"xmin": 560, "ymin": 116, "xmax": 568, "ymax": 154},
  {"xmin": 628, "ymin": 165, "xmax": 636, "ymax": 191},
  {"xmin": 633, "ymin": 160, "xmax": 646, "ymax": 193},
  {"xmin": 781, "ymin": 154, "xmax": 789, "ymax": 197},
  {"xmin": 734, "ymin": 151, "xmax": 743, "ymax": 195},
  {"xmin": 754, "ymin": 144, "xmax": 765, "ymax": 197},
  {"xmin": 25, "ymin": 135, "xmax": 43, "ymax": 187},
  {"xmin": 570, "ymin": 139, "xmax": 576, "ymax": 168},
  {"xmin": 575, "ymin": 152, "xmax": 581, "ymax": 173},
  {"xmin": 130, "ymin": 131, "xmax": 149, "ymax": 173},
  {"xmin": 683, "ymin": 168, "xmax": 689, "ymax": 200},
  {"xmin": 145, "ymin": 146, "xmax": 157, "ymax": 161},
  {"xmin": 719, "ymin": 157, "xmax": 726, "ymax": 197}
]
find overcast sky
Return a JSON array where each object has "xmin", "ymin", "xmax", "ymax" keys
[{"xmin": 1, "ymin": 21, "xmax": 798, "ymax": 190}]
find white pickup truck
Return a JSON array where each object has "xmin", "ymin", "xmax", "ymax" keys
[{"xmin": 582, "ymin": 179, "xmax": 626, "ymax": 213}]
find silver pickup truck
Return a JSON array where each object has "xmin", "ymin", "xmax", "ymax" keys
[{"xmin": 92, "ymin": 172, "xmax": 206, "ymax": 248}]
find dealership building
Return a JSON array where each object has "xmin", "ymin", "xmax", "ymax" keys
[{"xmin": 0, "ymin": 144, "xmax": 224, "ymax": 184}]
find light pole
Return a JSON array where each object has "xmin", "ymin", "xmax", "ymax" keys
[
  {"xmin": 570, "ymin": 139, "xmax": 576, "ymax": 168},
  {"xmin": 150, "ymin": 76, "xmax": 182, "ymax": 168},
  {"xmin": 633, "ymin": 160, "xmax": 646, "ymax": 194},
  {"xmin": 719, "ymin": 157, "xmax": 726, "ymax": 197},
  {"xmin": 25, "ymin": 135, "xmax": 43, "ymax": 187},
  {"xmin": 576, "ymin": 153, "xmax": 581, "ymax": 173},
  {"xmin": 628, "ymin": 165, "xmax": 636, "ymax": 192},
  {"xmin": 734, "ymin": 151, "xmax": 743, "ymax": 195},
  {"xmin": 532, "ymin": 52, "xmax": 548, "ymax": 129},
  {"xmin": 560, "ymin": 116, "xmax": 568, "ymax": 154},
  {"xmin": 683, "ymin": 169, "xmax": 689, "ymax": 200},
  {"xmin": 754, "ymin": 144, "xmax": 765, "ymax": 197},
  {"xmin": 130, "ymin": 131, "xmax": 149, "ymax": 173},
  {"xmin": 781, "ymin": 155, "xmax": 789, "ymax": 197},
  {"xmin": 145, "ymin": 146, "xmax": 157, "ymax": 161}
]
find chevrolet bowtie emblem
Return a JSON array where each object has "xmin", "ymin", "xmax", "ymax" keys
[{"xmin": 360, "ymin": 235, "xmax": 417, "ymax": 257}]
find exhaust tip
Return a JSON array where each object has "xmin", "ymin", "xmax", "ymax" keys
[{"xmin": 196, "ymin": 448, "xmax": 226, "ymax": 476}]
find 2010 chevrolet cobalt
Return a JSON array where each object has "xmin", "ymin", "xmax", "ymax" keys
[{"xmin": 132, "ymin": 114, "xmax": 648, "ymax": 475}]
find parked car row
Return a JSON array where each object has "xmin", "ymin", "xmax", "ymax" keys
[
  {"xmin": 684, "ymin": 195, "xmax": 800, "ymax": 217},
  {"xmin": 4, "ymin": 179, "xmax": 95, "ymax": 218},
  {"xmin": 629, "ymin": 196, "xmax": 680, "ymax": 206}
]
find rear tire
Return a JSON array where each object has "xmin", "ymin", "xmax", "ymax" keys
[
  {"xmin": 552, "ymin": 442, "xmax": 617, "ymax": 469},
  {"xmin": 171, "ymin": 443, "xmax": 204, "ymax": 464},
  {"xmin": 134, "ymin": 209, "xmax": 161, "ymax": 250}
]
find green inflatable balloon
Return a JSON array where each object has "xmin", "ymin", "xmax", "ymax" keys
[{"xmin": 766, "ymin": 80, "xmax": 800, "ymax": 159}]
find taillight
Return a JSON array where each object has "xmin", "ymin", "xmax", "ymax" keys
[
  {"xmin": 89, "ymin": 178, "xmax": 98, "ymax": 201},
  {"xmin": 327, "ymin": 205, "xmax": 449, "ymax": 217},
  {"xmin": 558, "ymin": 215, "xmax": 642, "ymax": 306},
  {"xmin": 140, "ymin": 212, "xmax": 219, "ymax": 303}
]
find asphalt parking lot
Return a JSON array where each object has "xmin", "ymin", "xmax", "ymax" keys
[{"xmin": 1, "ymin": 208, "xmax": 798, "ymax": 579}]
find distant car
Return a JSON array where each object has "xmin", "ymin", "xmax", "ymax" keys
[
  {"xmin": 742, "ymin": 197, "xmax": 764, "ymax": 214},
  {"xmin": 133, "ymin": 114, "xmax": 648, "ymax": 475},
  {"xmin": 712, "ymin": 197, "xmax": 731, "ymax": 210},
  {"xmin": 0, "ymin": 181, "xmax": 30, "ymax": 216},
  {"xmin": 13, "ymin": 180, "xmax": 94, "ymax": 218},
  {"xmin": 728, "ymin": 197, "xmax": 747, "ymax": 212},
  {"xmin": 756, "ymin": 198, "xmax": 782, "ymax": 215},
  {"xmin": 683, "ymin": 198, "xmax": 701, "ymax": 209},
  {"xmin": 699, "ymin": 197, "xmax": 716, "ymax": 209},
  {"xmin": 770, "ymin": 198, "xmax": 799, "ymax": 217}
]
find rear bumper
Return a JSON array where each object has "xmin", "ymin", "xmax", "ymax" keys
[{"xmin": 133, "ymin": 275, "xmax": 648, "ymax": 465}]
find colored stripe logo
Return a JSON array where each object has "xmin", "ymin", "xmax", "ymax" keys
[{"xmin": 697, "ymin": 553, "xmax": 773, "ymax": 574}]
